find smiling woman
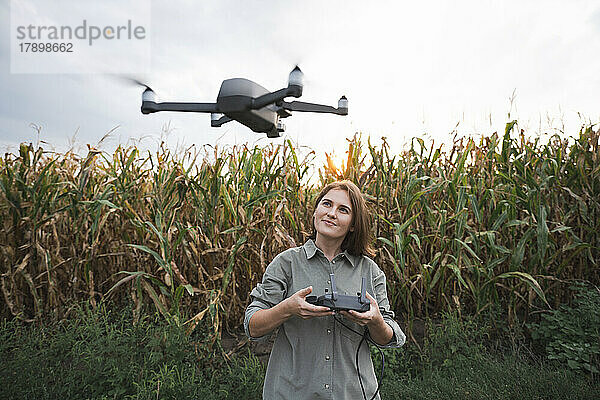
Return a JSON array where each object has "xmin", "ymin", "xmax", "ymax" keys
[
  {"xmin": 244, "ymin": 180, "xmax": 405, "ymax": 400},
  {"xmin": 313, "ymin": 188, "xmax": 354, "ymax": 243}
]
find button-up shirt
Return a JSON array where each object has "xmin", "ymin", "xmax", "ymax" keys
[{"xmin": 244, "ymin": 239, "xmax": 406, "ymax": 400}]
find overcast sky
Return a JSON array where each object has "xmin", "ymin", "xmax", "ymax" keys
[{"xmin": 1, "ymin": 0, "xmax": 599, "ymax": 162}]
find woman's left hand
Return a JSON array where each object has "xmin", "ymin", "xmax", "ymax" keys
[{"xmin": 339, "ymin": 292, "xmax": 384, "ymax": 328}]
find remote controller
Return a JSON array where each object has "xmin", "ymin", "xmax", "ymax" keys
[{"xmin": 306, "ymin": 273, "xmax": 370, "ymax": 312}]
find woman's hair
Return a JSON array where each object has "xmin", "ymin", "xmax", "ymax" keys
[{"xmin": 310, "ymin": 180, "xmax": 374, "ymax": 257}]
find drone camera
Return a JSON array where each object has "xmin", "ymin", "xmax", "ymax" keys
[
  {"xmin": 276, "ymin": 120, "xmax": 286, "ymax": 132},
  {"xmin": 266, "ymin": 127, "xmax": 281, "ymax": 138}
]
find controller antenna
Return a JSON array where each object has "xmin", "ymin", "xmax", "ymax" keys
[
  {"xmin": 359, "ymin": 277, "xmax": 367, "ymax": 304},
  {"xmin": 329, "ymin": 273, "xmax": 338, "ymax": 301}
]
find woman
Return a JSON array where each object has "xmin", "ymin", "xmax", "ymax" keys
[{"xmin": 244, "ymin": 180, "xmax": 405, "ymax": 400}]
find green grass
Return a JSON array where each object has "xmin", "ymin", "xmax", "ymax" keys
[
  {"xmin": 377, "ymin": 312, "xmax": 599, "ymax": 399},
  {"xmin": 382, "ymin": 354, "xmax": 596, "ymax": 400},
  {"xmin": 0, "ymin": 305, "xmax": 264, "ymax": 400},
  {"xmin": 1, "ymin": 305, "xmax": 598, "ymax": 399}
]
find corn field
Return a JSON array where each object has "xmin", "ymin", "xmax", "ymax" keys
[{"xmin": 1, "ymin": 121, "xmax": 598, "ymax": 339}]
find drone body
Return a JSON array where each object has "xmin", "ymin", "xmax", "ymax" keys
[{"xmin": 140, "ymin": 67, "xmax": 348, "ymax": 138}]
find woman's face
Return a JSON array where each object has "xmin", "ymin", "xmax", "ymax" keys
[{"xmin": 313, "ymin": 188, "xmax": 354, "ymax": 242}]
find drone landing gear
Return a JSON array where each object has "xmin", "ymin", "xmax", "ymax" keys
[{"xmin": 210, "ymin": 113, "xmax": 232, "ymax": 127}]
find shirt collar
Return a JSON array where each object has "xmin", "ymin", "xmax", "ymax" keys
[{"xmin": 303, "ymin": 239, "xmax": 356, "ymax": 267}]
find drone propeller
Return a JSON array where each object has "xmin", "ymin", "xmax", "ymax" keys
[
  {"xmin": 112, "ymin": 75, "xmax": 155, "ymax": 91},
  {"xmin": 129, "ymin": 78, "xmax": 149, "ymax": 89},
  {"xmin": 107, "ymin": 75, "xmax": 159, "ymax": 112}
]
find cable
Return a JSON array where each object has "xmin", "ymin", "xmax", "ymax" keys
[
  {"xmin": 334, "ymin": 314, "xmax": 385, "ymax": 400},
  {"xmin": 356, "ymin": 334, "xmax": 368, "ymax": 399},
  {"xmin": 335, "ymin": 315, "xmax": 384, "ymax": 400}
]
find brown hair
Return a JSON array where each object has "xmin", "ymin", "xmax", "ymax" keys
[{"xmin": 310, "ymin": 180, "xmax": 374, "ymax": 257}]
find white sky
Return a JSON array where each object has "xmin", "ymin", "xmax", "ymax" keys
[{"xmin": 1, "ymin": 0, "xmax": 599, "ymax": 165}]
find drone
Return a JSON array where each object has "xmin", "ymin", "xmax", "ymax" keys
[{"xmin": 139, "ymin": 66, "xmax": 348, "ymax": 138}]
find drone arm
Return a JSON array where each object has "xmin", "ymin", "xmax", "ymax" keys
[
  {"xmin": 281, "ymin": 99, "xmax": 348, "ymax": 115},
  {"xmin": 251, "ymin": 85, "xmax": 302, "ymax": 110},
  {"xmin": 142, "ymin": 101, "xmax": 218, "ymax": 114}
]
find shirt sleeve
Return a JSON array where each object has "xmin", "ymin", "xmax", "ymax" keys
[
  {"xmin": 369, "ymin": 266, "xmax": 406, "ymax": 348},
  {"xmin": 244, "ymin": 253, "xmax": 290, "ymax": 341}
]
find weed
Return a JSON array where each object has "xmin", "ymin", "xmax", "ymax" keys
[
  {"xmin": 528, "ymin": 283, "xmax": 600, "ymax": 376},
  {"xmin": 1, "ymin": 305, "xmax": 598, "ymax": 399}
]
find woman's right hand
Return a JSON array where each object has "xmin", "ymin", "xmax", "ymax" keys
[
  {"xmin": 283, "ymin": 286, "xmax": 334, "ymax": 320},
  {"xmin": 248, "ymin": 286, "xmax": 334, "ymax": 337}
]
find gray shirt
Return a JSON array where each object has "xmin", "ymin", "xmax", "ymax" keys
[{"xmin": 244, "ymin": 239, "xmax": 406, "ymax": 400}]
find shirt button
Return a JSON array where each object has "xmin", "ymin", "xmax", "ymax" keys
[
  {"xmin": 325, "ymin": 355, "xmax": 330, "ymax": 360},
  {"xmin": 332, "ymin": 260, "xmax": 335, "ymax": 264},
  {"xmin": 324, "ymin": 384, "xmax": 330, "ymax": 389},
  {"xmin": 327, "ymin": 280, "xmax": 331, "ymax": 284},
  {"xmin": 327, "ymin": 329, "xmax": 331, "ymax": 334}
]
